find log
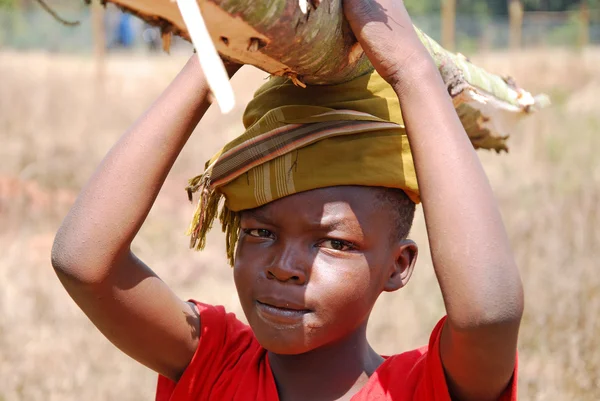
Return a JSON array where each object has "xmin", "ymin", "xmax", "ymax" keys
[
  {"xmin": 100, "ymin": 0, "xmax": 372, "ymax": 84},
  {"xmin": 93, "ymin": 0, "xmax": 550, "ymax": 152}
]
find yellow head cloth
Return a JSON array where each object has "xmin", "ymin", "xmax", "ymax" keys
[{"xmin": 186, "ymin": 69, "xmax": 419, "ymax": 265}]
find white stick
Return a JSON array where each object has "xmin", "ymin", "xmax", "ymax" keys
[
  {"xmin": 175, "ymin": 0, "xmax": 235, "ymax": 113},
  {"xmin": 299, "ymin": 0, "xmax": 307, "ymax": 14}
]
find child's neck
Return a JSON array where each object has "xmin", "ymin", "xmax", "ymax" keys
[{"xmin": 267, "ymin": 323, "xmax": 384, "ymax": 401}]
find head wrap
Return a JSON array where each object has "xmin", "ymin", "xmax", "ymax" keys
[{"xmin": 186, "ymin": 69, "xmax": 419, "ymax": 264}]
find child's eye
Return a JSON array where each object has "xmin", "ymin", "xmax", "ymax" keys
[
  {"xmin": 318, "ymin": 239, "xmax": 356, "ymax": 252},
  {"xmin": 244, "ymin": 229, "xmax": 274, "ymax": 239}
]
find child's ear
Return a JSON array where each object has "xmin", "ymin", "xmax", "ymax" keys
[{"xmin": 383, "ymin": 239, "xmax": 418, "ymax": 292}]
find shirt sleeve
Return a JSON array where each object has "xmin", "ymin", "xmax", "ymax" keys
[
  {"xmin": 155, "ymin": 302, "xmax": 256, "ymax": 401},
  {"xmin": 412, "ymin": 316, "xmax": 519, "ymax": 401}
]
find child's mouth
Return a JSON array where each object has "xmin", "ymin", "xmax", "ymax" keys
[{"xmin": 255, "ymin": 300, "xmax": 311, "ymax": 325}]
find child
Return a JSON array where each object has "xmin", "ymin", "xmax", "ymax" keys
[{"xmin": 52, "ymin": 1, "xmax": 523, "ymax": 400}]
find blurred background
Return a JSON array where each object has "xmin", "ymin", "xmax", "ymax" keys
[{"xmin": 0, "ymin": 0, "xmax": 598, "ymax": 400}]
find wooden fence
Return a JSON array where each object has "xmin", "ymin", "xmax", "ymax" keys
[{"xmin": 440, "ymin": 0, "xmax": 598, "ymax": 51}]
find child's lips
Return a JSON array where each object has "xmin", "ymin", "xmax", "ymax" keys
[
  {"xmin": 255, "ymin": 299, "xmax": 312, "ymax": 325},
  {"xmin": 256, "ymin": 297, "xmax": 310, "ymax": 311}
]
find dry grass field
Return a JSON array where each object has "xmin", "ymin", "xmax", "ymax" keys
[{"xmin": 0, "ymin": 47, "xmax": 598, "ymax": 400}]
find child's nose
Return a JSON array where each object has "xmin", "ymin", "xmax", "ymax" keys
[{"xmin": 265, "ymin": 245, "xmax": 308, "ymax": 285}]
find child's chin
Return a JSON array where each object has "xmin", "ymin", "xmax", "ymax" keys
[
  {"xmin": 253, "ymin": 326, "xmax": 320, "ymax": 356},
  {"xmin": 260, "ymin": 341, "xmax": 315, "ymax": 356}
]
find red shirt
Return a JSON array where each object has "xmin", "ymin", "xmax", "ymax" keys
[{"xmin": 156, "ymin": 302, "xmax": 517, "ymax": 401}]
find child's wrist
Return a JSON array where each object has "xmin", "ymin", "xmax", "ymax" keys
[
  {"xmin": 185, "ymin": 54, "xmax": 241, "ymax": 80},
  {"xmin": 388, "ymin": 51, "xmax": 439, "ymax": 96}
]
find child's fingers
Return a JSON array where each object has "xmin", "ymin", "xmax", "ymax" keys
[{"xmin": 343, "ymin": 0, "xmax": 426, "ymax": 85}]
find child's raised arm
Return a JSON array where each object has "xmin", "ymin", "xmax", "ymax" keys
[
  {"xmin": 345, "ymin": 1, "xmax": 524, "ymax": 400},
  {"xmin": 51, "ymin": 56, "xmax": 239, "ymax": 381}
]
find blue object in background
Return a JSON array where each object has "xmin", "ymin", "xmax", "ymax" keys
[{"xmin": 116, "ymin": 13, "xmax": 133, "ymax": 47}]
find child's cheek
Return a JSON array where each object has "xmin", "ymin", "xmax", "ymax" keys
[{"xmin": 310, "ymin": 255, "xmax": 376, "ymax": 319}]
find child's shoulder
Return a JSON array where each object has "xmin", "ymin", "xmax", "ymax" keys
[
  {"xmin": 156, "ymin": 302, "xmax": 268, "ymax": 400},
  {"xmin": 351, "ymin": 317, "xmax": 452, "ymax": 400},
  {"xmin": 192, "ymin": 301, "xmax": 254, "ymax": 341},
  {"xmin": 375, "ymin": 316, "xmax": 447, "ymax": 383}
]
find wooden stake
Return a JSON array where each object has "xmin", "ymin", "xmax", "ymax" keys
[
  {"xmin": 441, "ymin": 0, "xmax": 456, "ymax": 51},
  {"xmin": 91, "ymin": 0, "xmax": 106, "ymax": 83},
  {"xmin": 579, "ymin": 0, "xmax": 590, "ymax": 49},
  {"xmin": 508, "ymin": 0, "xmax": 523, "ymax": 50}
]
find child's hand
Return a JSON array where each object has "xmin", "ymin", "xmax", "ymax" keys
[{"xmin": 343, "ymin": 0, "xmax": 430, "ymax": 87}]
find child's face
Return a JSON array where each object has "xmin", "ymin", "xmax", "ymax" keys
[{"xmin": 234, "ymin": 186, "xmax": 416, "ymax": 355}]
